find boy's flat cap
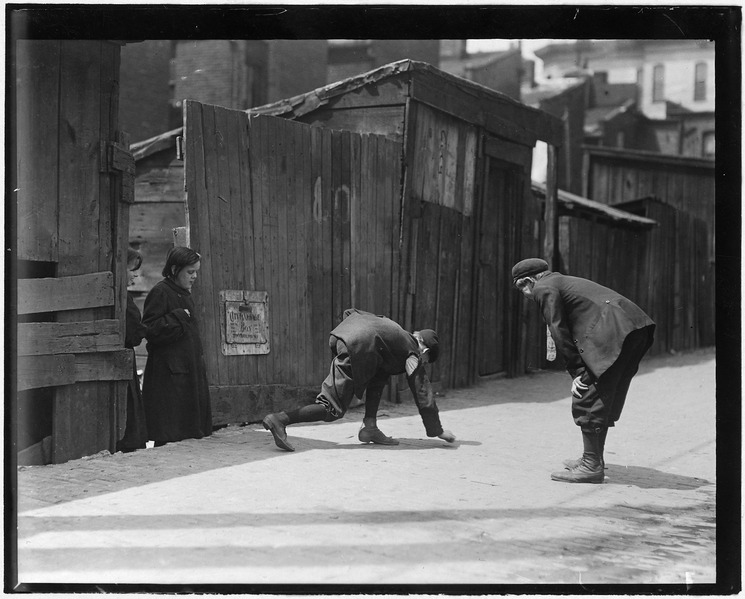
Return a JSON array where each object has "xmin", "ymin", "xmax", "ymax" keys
[{"xmin": 511, "ymin": 258, "xmax": 549, "ymax": 283}]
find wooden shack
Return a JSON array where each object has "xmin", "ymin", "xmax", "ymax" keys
[
  {"xmin": 582, "ymin": 146, "xmax": 715, "ymax": 262},
  {"xmin": 181, "ymin": 60, "xmax": 563, "ymax": 425},
  {"xmin": 14, "ymin": 40, "xmax": 134, "ymax": 464},
  {"xmin": 533, "ymin": 183, "xmax": 713, "ymax": 356},
  {"xmin": 581, "ymin": 146, "xmax": 715, "ymax": 353},
  {"xmin": 611, "ymin": 197, "xmax": 714, "ymax": 354}
]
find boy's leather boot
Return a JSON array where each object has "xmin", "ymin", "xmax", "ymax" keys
[
  {"xmin": 358, "ymin": 417, "xmax": 399, "ymax": 445},
  {"xmin": 552, "ymin": 428, "xmax": 605, "ymax": 483},
  {"xmin": 562, "ymin": 427, "xmax": 608, "ymax": 470},
  {"xmin": 262, "ymin": 412, "xmax": 294, "ymax": 452}
]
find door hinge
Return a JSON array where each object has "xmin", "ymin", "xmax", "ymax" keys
[{"xmin": 102, "ymin": 141, "xmax": 135, "ymax": 176}]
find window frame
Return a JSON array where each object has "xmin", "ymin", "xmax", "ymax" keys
[
  {"xmin": 702, "ymin": 130, "xmax": 715, "ymax": 158},
  {"xmin": 652, "ymin": 64, "xmax": 665, "ymax": 103},
  {"xmin": 694, "ymin": 61, "xmax": 707, "ymax": 101}
]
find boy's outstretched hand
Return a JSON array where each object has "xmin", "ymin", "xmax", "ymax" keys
[{"xmin": 438, "ymin": 430, "xmax": 456, "ymax": 443}]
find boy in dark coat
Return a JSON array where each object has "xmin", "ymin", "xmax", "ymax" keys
[
  {"xmin": 262, "ymin": 309, "xmax": 456, "ymax": 452},
  {"xmin": 512, "ymin": 258, "xmax": 655, "ymax": 483}
]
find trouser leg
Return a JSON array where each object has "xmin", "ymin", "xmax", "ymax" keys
[
  {"xmin": 599, "ymin": 327, "xmax": 653, "ymax": 425},
  {"xmin": 572, "ymin": 327, "xmax": 653, "ymax": 430},
  {"xmin": 571, "ymin": 382, "xmax": 609, "ymax": 429},
  {"xmin": 315, "ymin": 337, "xmax": 355, "ymax": 420}
]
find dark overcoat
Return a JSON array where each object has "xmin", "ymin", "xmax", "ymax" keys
[
  {"xmin": 331, "ymin": 309, "xmax": 420, "ymax": 398},
  {"xmin": 329, "ymin": 309, "xmax": 444, "ymax": 436},
  {"xmin": 532, "ymin": 273, "xmax": 655, "ymax": 380},
  {"xmin": 141, "ymin": 279, "xmax": 212, "ymax": 443},
  {"xmin": 117, "ymin": 292, "xmax": 149, "ymax": 449}
]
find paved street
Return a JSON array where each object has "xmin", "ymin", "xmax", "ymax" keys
[{"xmin": 13, "ymin": 348, "xmax": 718, "ymax": 590}]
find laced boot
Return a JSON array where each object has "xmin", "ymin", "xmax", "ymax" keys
[
  {"xmin": 358, "ymin": 417, "xmax": 399, "ymax": 445},
  {"xmin": 562, "ymin": 456, "xmax": 606, "ymax": 470},
  {"xmin": 562, "ymin": 427, "xmax": 607, "ymax": 469},
  {"xmin": 262, "ymin": 412, "xmax": 295, "ymax": 452},
  {"xmin": 552, "ymin": 429, "xmax": 604, "ymax": 483}
]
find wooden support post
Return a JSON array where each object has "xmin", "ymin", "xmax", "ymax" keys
[
  {"xmin": 173, "ymin": 226, "xmax": 190, "ymax": 248},
  {"xmin": 544, "ymin": 144, "xmax": 560, "ymax": 271}
]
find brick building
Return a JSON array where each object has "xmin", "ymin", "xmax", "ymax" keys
[
  {"xmin": 120, "ymin": 40, "xmax": 328, "ymax": 141},
  {"xmin": 119, "ymin": 41, "xmax": 176, "ymax": 142},
  {"xmin": 439, "ymin": 40, "xmax": 523, "ymax": 101}
]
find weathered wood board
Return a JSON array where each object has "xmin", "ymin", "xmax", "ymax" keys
[
  {"xmin": 184, "ymin": 104, "xmax": 402, "ymax": 424},
  {"xmin": 17, "ymin": 272, "xmax": 114, "ymax": 314}
]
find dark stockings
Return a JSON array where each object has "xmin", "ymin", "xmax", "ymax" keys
[{"xmin": 285, "ymin": 404, "xmax": 329, "ymax": 424}]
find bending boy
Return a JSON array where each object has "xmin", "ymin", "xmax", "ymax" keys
[{"xmin": 263, "ymin": 309, "xmax": 456, "ymax": 451}]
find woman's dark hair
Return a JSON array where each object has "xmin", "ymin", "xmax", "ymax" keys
[
  {"xmin": 162, "ymin": 247, "xmax": 201, "ymax": 279},
  {"xmin": 127, "ymin": 248, "xmax": 143, "ymax": 270}
]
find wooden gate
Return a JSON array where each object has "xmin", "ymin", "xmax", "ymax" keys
[
  {"xmin": 183, "ymin": 102, "xmax": 402, "ymax": 424},
  {"xmin": 15, "ymin": 40, "xmax": 133, "ymax": 464}
]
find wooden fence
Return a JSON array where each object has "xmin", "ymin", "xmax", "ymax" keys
[
  {"xmin": 561, "ymin": 197, "xmax": 713, "ymax": 355},
  {"xmin": 582, "ymin": 146, "xmax": 715, "ymax": 262},
  {"xmin": 184, "ymin": 103, "xmax": 403, "ymax": 423},
  {"xmin": 15, "ymin": 40, "xmax": 132, "ymax": 463}
]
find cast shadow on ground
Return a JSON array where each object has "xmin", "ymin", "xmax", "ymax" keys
[
  {"xmin": 604, "ymin": 464, "xmax": 713, "ymax": 490},
  {"xmin": 270, "ymin": 436, "xmax": 481, "ymax": 452},
  {"xmin": 17, "ymin": 427, "xmax": 485, "ymax": 511}
]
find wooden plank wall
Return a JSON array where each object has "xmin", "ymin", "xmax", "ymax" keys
[
  {"xmin": 585, "ymin": 148, "xmax": 715, "ymax": 262},
  {"xmin": 184, "ymin": 104, "xmax": 402, "ymax": 424},
  {"xmin": 131, "ymin": 152, "xmax": 186, "ymax": 292},
  {"xmin": 563, "ymin": 216, "xmax": 648, "ymax": 308},
  {"xmin": 561, "ymin": 200, "xmax": 713, "ymax": 356},
  {"xmin": 401, "ymin": 102, "xmax": 480, "ymax": 388},
  {"xmin": 401, "ymin": 102, "xmax": 542, "ymax": 386},
  {"xmin": 52, "ymin": 41, "xmax": 123, "ymax": 462},
  {"xmin": 15, "ymin": 40, "xmax": 130, "ymax": 463},
  {"xmin": 16, "ymin": 40, "xmax": 60, "ymax": 262},
  {"xmin": 641, "ymin": 201, "xmax": 714, "ymax": 353}
]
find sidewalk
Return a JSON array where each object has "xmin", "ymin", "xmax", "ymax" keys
[{"xmin": 13, "ymin": 348, "xmax": 717, "ymax": 589}]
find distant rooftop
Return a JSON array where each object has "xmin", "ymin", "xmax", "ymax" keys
[{"xmin": 521, "ymin": 77, "xmax": 585, "ymax": 107}]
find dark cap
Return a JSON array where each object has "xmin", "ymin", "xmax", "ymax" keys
[
  {"xmin": 512, "ymin": 258, "xmax": 549, "ymax": 283},
  {"xmin": 417, "ymin": 329, "xmax": 439, "ymax": 363}
]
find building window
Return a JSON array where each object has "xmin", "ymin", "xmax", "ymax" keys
[
  {"xmin": 652, "ymin": 64, "xmax": 664, "ymax": 102},
  {"xmin": 694, "ymin": 62, "xmax": 707, "ymax": 101},
  {"xmin": 702, "ymin": 131, "xmax": 715, "ymax": 157}
]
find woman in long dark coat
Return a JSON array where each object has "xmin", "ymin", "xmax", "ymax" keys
[
  {"xmin": 117, "ymin": 248, "xmax": 149, "ymax": 452},
  {"xmin": 142, "ymin": 247, "xmax": 212, "ymax": 445}
]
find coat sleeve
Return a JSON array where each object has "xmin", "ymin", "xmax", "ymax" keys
[
  {"xmin": 407, "ymin": 363, "xmax": 444, "ymax": 437},
  {"xmin": 142, "ymin": 285, "xmax": 190, "ymax": 347},
  {"xmin": 125, "ymin": 293, "xmax": 147, "ymax": 349},
  {"xmin": 534, "ymin": 286, "xmax": 586, "ymax": 378}
]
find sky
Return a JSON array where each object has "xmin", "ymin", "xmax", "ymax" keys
[{"xmin": 467, "ymin": 39, "xmax": 556, "ymax": 54}]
